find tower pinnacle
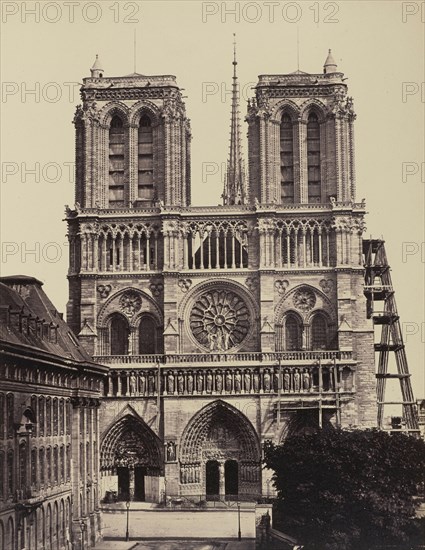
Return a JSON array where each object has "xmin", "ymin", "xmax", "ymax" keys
[
  {"xmin": 323, "ymin": 49, "xmax": 337, "ymax": 74},
  {"xmin": 90, "ymin": 54, "xmax": 104, "ymax": 78},
  {"xmin": 223, "ymin": 34, "xmax": 247, "ymax": 206}
]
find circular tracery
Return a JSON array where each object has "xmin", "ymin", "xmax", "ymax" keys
[{"xmin": 189, "ymin": 290, "xmax": 250, "ymax": 351}]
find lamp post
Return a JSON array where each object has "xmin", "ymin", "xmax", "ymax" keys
[
  {"xmin": 125, "ymin": 500, "xmax": 130, "ymax": 541},
  {"xmin": 237, "ymin": 500, "xmax": 241, "ymax": 541},
  {"xmin": 79, "ymin": 520, "xmax": 86, "ymax": 550}
]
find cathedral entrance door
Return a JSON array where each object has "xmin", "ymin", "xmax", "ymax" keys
[
  {"xmin": 225, "ymin": 460, "xmax": 238, "ymax": 499},
  {"xmin": 117, "ymin": 467, "xmax": 130, "ymax": 501},
  {"xmin": 134, "ymin": 466, "xmax": 146, "ymax": 501},
  {"xmin": 206, "ymin": 460, "xmax": 220, "ymax": 500}
]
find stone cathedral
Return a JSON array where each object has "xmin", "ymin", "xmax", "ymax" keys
[{"xmin": 65, "ymin": 49, "xmax": 377, "ymax": 504}]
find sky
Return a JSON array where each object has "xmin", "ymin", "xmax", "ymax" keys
[{"xmin": 0, "ymin": 0, "xmax": 424, "ymax": 407}]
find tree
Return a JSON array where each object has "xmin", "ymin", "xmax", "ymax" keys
[{"xmin": 263, "ymin": 429, "xmax": 425, "ymax": 550}]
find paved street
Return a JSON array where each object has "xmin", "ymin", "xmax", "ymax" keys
[
  {"xmin": 102, "ymin": 508, "xmax": 256, "ymax": 540},
  {"xmin": 95, "ymin": 540, "xmax": 254, "ymax": 550}
]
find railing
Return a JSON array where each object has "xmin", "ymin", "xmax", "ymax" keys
[{"xmin": 94, "ymin": 350, "xmax": 353, "ymax": 367}]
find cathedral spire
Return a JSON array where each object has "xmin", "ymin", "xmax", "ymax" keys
[{"xmin": 223, "ymin": 34, "xmax": 247, "ymax": 206}]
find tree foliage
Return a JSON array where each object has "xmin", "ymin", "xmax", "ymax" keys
[{"xmin": 263, "ymin": 429, "xmax": 425, "ymax": 550}]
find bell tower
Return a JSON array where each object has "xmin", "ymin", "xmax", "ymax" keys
[
  {"xmin": 73, "ymin": 57, "xmax": 191, "ymax": 210},
  {"xmin": 247, "ymin": 50, "xmax": 356, "ymax": 205}
]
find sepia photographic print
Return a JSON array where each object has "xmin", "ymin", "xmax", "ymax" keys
[{"xmin": 0, "ymin": 1, "xmax": 424, "ymax": 549}]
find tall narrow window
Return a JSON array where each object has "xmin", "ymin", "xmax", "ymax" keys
[
  {"xmin": 7, "ymin": 450, "xmax": 14, "ymax": 497},
  {"xmin": 19, "ymin": 442, "xmax": 27, "ymax": 490},
  {"xmin": 39, "ymin": 448, "xmax": 45, "ymax": 485},
  {"xmin": 39, "ymin": 396, "xmax": 45, "ymax": 436},
  {"xmin": 307, "ymin": 113, "xmax": 321, "ymax": 203},
  {"xmin": 280, "ymin": 114, "xmax": 294, "ymax": 203},
  {"xmin": 138, "ymin": 115, "xmax": 154, "ymax": 201},
  {"xmin": 31, "ymin": 448, "xmax": 37, "ymax": 486},
  {"xmin": 109, "ymin": 115, "xmax": 125, "ymax": 205},
  {"xmin": 285, "ymin": 314, "xmax": 302, "ymax": 351},
  {"xmin": 110, "ymin": 314, "xmax": 129, "ymax": 356},
  {"xmin": 6, "ymin": 394, "xmax": 14, "ymax": 438},
  {"xmin": 311, "ymin": 314, "xmax": 328, "ymax": 350},
  {"xmin": 139, "ymin": 316, "xmax": 156, "ymax": 354}
]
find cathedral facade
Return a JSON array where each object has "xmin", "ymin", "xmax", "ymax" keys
[{"xmin": 66, "ymin": 50, "xmax": 377, "ymax": 504}]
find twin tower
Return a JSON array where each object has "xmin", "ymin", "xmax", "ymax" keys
[{"xmin": 65, "ymin": 49, "xmax": 375, "ymax": 502}]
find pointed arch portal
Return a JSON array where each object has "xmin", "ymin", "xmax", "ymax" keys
[
  {"xmin": 179, "ymin": 400, "xmax": 261, "ymax": 499},
  {"xmin": 100, "ymin": 414, "xmax": 163, "ymax": 502}
]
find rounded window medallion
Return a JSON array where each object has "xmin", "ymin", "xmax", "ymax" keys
[
  {"xmin": 190, "ymin": 290, "xmax": 250, "ymax": 351},
  {"xmin": 293, "ymin": 288, "xmax": 316, "ymax": 312}
]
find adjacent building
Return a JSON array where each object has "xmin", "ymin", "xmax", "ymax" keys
[{"xmin": 0, "ymin": 276, "xmax": 107, "ymax": 550}]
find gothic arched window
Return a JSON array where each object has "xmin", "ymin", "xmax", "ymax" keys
[
  {"xmin": 39, "ymin": 396, "xmax": 45, "ymax": 436},
  {"xmin": 110, "ymin": 314, "xmax": 129, "ymax": 356},
  {"xmin": 311, "ymin": 314, "xmax": 328, "ymax": 350},
  {"xmin": 280, "ymin": 114, "xmax": 294, "ymax": 204},
  {"xmin": 108, "ymin": 115, "xmax": 125, "ymax": 206},
  {"xmin": 138, "ymin": 115, "xmax": 154, "ymax": 201},
  {"xmin": 285, "ymin": 314, "xmax": 302, "ymax": 351},
  {"xmin": 7, "ymin": 450, "xmax": 13, "ymax": 497},
  {"xmin": 139, "ymin": 316, "xmax": 157, "ymax": 354},
  {"xmin": 307, "ymin": 112, "xmax": 321, "ymax": 203}
]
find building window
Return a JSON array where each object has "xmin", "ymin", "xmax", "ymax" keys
[
  {"xmin": 110, "ymin": 314, "xmax": 129, "ymax": 356},
  {"xmin": 0, "ymin": 393, "xmax": 4, "ymax": 437},
  {"xmin": 307, "ymin": 112, "xmax": 321, "ymax": 203},
  {"xmin": 59, "ymin": 399, "xmax": 64, "ymax": 435},
  {"xmin": 31, "ymin": 395, "xmax": 37, "ymax": 437},
  {"xmin": 53, "ymin": 398, "xmax": 58, "ymax": 436},
  {"xmin": 19, "ymin": 442, "xmax": 27, "ymax": 490},
  {"xmin": 60, "ymin": 446, "xmax": 65, "ymax": 483},
  {"xmin": 139, "ymin": 316, "xmax": 156, "ymax": 354},
  {"xmin": 0, "ymin": 451, "xmax": 4, "ymax": 499},
  {"xmin": 66, "ymin": 445, "xmax": 71, "ymax": 480},
  {"xmin": 53, "ymin": 447, "xmax": 58, "ymax": 484},
  {"xmin": 31, "ymin": 448, "xmax": 37, "ymax": 485},
  {"xmin": 6, "ymin": 394, "xmax": 14, "ymax": 438},
  {"xmin": 311, "ymin": 314, "xmax": 328, "ymax": 350},
  {"xmin": 39, "ymin": 396, "xmax": 45, "ymax": 436},
  {"xmin": 285, "ymin": 314, "xmax": 302, "ymax": 351},
  {"xmin": 7, "ymin": 450, "xmax": 14, "ymax": 497},
  {"xmin": 138, "ymin": 115, "xmax": 154, "ymax": 201},
  {"xmin": 46, "ymin": 397, "xmax": 52, "ymax": 437},
  {"xmin": 47, "ymin": 447, "xmax": 52, "ymax": 484},
  {"xmin": 280, "ymin": 114, "xmax": 294, "ymax": 204},
  {"xmin": 39, "ymin": 448, "xmax": 45, "ymax": 485},
  {"xmin": 109, "ymin": 115, "xmax": 125, "ymax": 205}
]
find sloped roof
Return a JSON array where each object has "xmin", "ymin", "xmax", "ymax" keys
[{"xmin": 0, "ymin": 276, "xmax": 95, "ymax": 364}]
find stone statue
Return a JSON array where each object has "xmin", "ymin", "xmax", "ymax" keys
[
  {"xmin": 167, "ymin": 371, "xmax": 175, "ymax": 394},
  {"xmin": 215, "ymin": 370, "xmax": 223, "ymax": 393},
  {"xmin": 166, "ymin": 441, "xmax": 176, "ymax": 462},
  {"xmin": 148, "ymin": 371, "xmax": 155, "ymax": 394},
  {"xmin": 234, "ymin": 370, "xmax": 242, "ymax": 393},
  {"xmin": 273, "ymin": 370, "xmax": 280, "ymax": 392},
  {"xmin": 253, "ymin": 369, "xmax": 260, "ymax": 393},
  {"xmin": 293, "ymin": 369, "xmax": 300, "ymax": 392},
  {"xmin": 244, "ymin": 370, "xmax": 251, "ymax": 392},
  {"xmin": 139, "ymin": 372, "xmax": 146, "ymax": 395},
  {"xmin": 223, "ymin": 330, "xmax": 230, "ymax": 351},
  {"xmin": 216, "ymin": 330, "xmax": 224, "ymax": 351},
  {"xmin": 177, "ymin": 371, "xmax": 184, "ymax": 394},
  {"xmin": 206, "ymin": 371, "xmax": 213, "ymax": 393},
  {"xmin": 302, "ymin": 369, "xmax": 311, "ymax": 392},
  {"xmin": 129, "ymin": 372, "xmax": 137, "ymax": 395},
  {"xmin": 187, "ymin": 371, "xmax": 194, "ymax": 394},
  {"xmin": 283, "ymin": 370, "xmax": 291, "ymax": 392},
  {"xmin": 225, "ymin": 370, "xmax": 233, "ymax": 392},
  {"xmin": 263, "ymin": 369, "xmax": 271, "ymax": 392},
  {"xmin": 196, "ymin": 371, "xmax": 203, "ymax": 393},
  {"xmin": 207, "ymin": 330, "xmax": 217, "ymax": 352}
]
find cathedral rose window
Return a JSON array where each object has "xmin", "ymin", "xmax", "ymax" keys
[{"xmin": 189, "ymin": 290, "xmax": 250, "ymax": 351}]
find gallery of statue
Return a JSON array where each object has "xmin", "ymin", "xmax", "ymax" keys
[{"xmin": 65, "ymin": 50, "xmax": 378, "ymax": 504}]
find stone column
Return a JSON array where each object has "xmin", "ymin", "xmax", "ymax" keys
[{"xmin": 219, "ymin": 461, "xmax": 225, "ymax": 499}]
